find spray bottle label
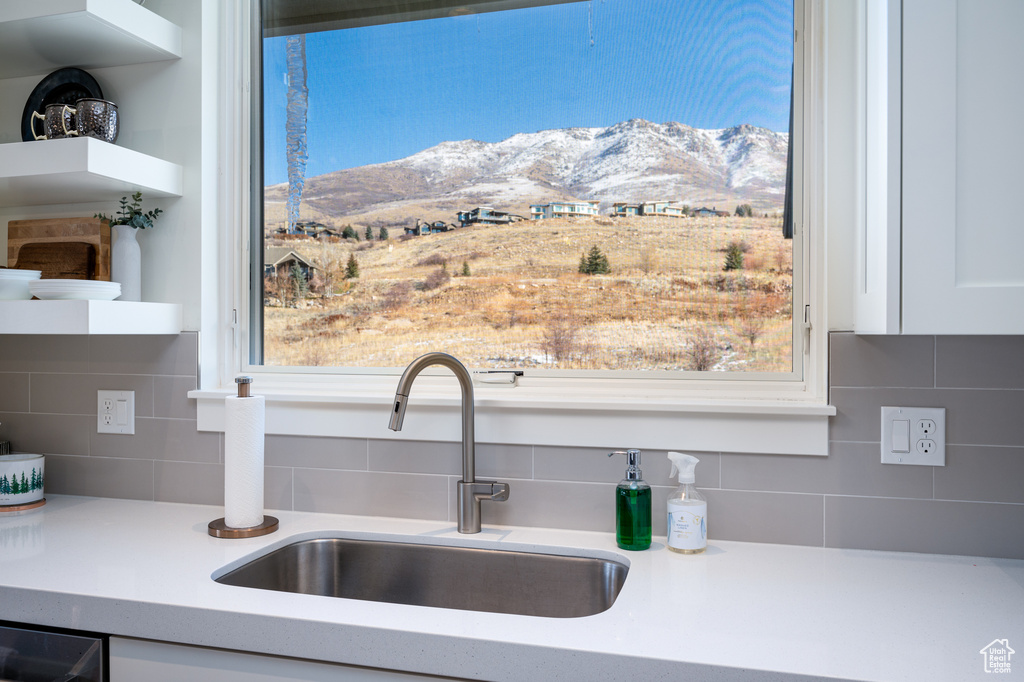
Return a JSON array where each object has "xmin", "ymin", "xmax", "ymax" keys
[{"xmin": 667, "ymin": 499, "xmax": 707, "ymax": 551}]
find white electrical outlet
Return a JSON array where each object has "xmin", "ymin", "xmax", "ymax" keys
[
  {"xmin": 880, "ymin": 406, "xmax": 945, "ymax": 466},
  {"xmin": 97, "ymin": 390, "xmax": 135, "ymax": 435}
]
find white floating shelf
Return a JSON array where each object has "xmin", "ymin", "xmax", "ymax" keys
[
  {"xmin": 0, "ymin": 137, "xmax": 183, "ymax": 207},
  {"xmin": 0, "ymin": 300, "xmax": 182, "ymax": 334},
  {"xmin": 0, "ymin": 0, "xmax": 181, "ymax": 79}
]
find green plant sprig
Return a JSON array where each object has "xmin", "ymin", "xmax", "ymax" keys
[{"xmin": 95, "ymin": 191, "xmax": 163, "ymax": 229}]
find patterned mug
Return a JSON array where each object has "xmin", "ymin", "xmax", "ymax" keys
[
  {"xmin": 71, "ymin": 98, "xmax": 119, "ymax": 143},
  {"xmin": 30, "ymin": 103, "xmax": 75, "ymax": 140}
]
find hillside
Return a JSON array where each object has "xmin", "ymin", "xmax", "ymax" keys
[
  {"xmin": 265, "ymin": 119, "xmax": 788, "ymax": 230},
  {"xmin": 263, "ymin": 214, "xmax": 794, "ymax": 372}
]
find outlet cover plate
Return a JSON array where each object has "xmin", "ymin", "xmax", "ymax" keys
[
  {"xmin": 97, "ymin": 390, "xmax": 135, "ymax": 435},
  {"xmin": 880, "ymin": 406, "xmax": 945, "ymax": 466}
]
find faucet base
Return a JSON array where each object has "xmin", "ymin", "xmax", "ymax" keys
[{"xmin": 457, "ymin": 480, "xmax": 510, "ymax": 533}]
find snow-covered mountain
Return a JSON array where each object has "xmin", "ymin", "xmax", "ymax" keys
[{"xmin": 266, "ymin": 119, "xmax": 788, "ymax": 226}]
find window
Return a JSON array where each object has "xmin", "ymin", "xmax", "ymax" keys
[{"xmin": 253, "ymin": 0, "xmax": 805, "ymax": 382}]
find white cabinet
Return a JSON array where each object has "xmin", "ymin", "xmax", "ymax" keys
[
  {"xmin": 857, "ymin": 0, "xmax": 1024, "ymax": 334},
  {"xmin": 0, "ymin": 0, "xmax": 184, "ymax": 206},
  {"xmin": 109, "ymin": 637, "xmax": 463, "ymax": 682}
]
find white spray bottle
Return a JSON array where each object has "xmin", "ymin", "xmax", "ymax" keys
[{"xmin": 667, "ymin": 452, "xmax": 706, "ymax": 554}]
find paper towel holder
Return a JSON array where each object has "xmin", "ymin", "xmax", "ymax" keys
[
  {"xmin": 208, "ymin": 515, "xmax": 279, "ymax": 538},
  {"xmin": 208, "ymin": 376, "xmax": 279, "ymax": 539}
]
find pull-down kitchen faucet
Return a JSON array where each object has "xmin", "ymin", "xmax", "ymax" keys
[{"xmin": 388, "ymin": 352, "xmax": 509, "ymax": 533}]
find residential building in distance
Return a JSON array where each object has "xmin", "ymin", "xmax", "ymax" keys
[
  {"xmin": 457, "ymin": 207, "xmax": 525, "ymax": 227},
  {"xmin": 530, "ymin": 200, "xmax": 600, "ymax": 220},
  {"xmin": 691, "ymin": 206, "xmax": 732, "ymax": 217},
  {"xmin": 611, "ymin": 201, "xmax": 688, "ymax": 218},
  {"xmin": 405, "ymin": 220, "xmax": 455, "ymax": 236},
  {"xmin": 264, "ymin": 247, "xmax": 317, "ymax": 281}
]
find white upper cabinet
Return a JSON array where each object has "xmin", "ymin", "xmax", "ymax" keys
[{"xmin": 858, "ymin": 0, "xmax": 1024, "ymax": 334}]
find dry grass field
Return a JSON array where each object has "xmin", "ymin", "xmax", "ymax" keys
[{"xmin": 263, "ymin": 215, "xmax": 794, "ymax": 373}]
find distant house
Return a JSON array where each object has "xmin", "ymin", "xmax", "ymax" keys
[
  {"xmin": 691, "ymin": 206, "xmax": 731, "ymax": 218},
  {"xmin": 278, "ymin": 221, "xmax": 340, "ymax": 239},
  {"xmin": 611, "ymin": 201, "xmax": 687, "ymax": 218},
  {"xmin": 530, "ymin": 201, "xmax": 600, "ymax": 220},
  {"xmin": 405, "ymin": 220, "xmax": 454, "ymax": 237},
  {"xmin": 611, "ymin": 203, "xmax": 641, "ymax": 217},
  {"xmin": 264, "ymin": 247, "xmax": 317, "ymax": 281},
  {"xmin": 457, "ymin": 207, "xmax": 525, "ymax": 227},
  {"xmin": 292, "ymin": 220, "xmax": 326, "ymax": 236}
]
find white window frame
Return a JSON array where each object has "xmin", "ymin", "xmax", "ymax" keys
[{"xmin": 193, "ymin": 0, "xmax": 834, "ymax": 456}]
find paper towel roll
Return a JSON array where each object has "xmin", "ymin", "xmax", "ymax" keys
[{"xmin": 224, "ymin": 394, "xmax": 265, "ymax": 529}]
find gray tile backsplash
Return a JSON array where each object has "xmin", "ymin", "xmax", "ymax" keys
[
  {"xmin": 0, "ymin": 331, "xmax": 1021, "ymax": 559},
  {"xmin": 935, "ymin": 336, "xmax": 1024, "ymax": 389},
  {"xmin": 703, "ymin": 489, "xmax": 824, "ymax": 546},
  {"xmin": 829, "ymin": 334, "xmax": 936, "ymax": 388}
]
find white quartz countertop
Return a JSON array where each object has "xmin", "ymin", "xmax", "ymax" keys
[{"xmin": 0, "ymin": 496, "xmax": 1021, "ymax": 681}]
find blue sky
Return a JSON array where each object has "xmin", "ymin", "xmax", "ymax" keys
[{"xmin": 263, "ymin": 0, "xmax": 793, "ymax": 185}]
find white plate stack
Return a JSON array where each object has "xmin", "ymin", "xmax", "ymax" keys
[
  {"xmin": 28, "ymin": 279, "xmax": 122, "ymax": 301},
  {"xmin": 0, "ymin": 269, "xmax": 42, "ymax": 300}
]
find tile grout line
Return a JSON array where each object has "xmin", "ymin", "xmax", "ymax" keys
[{"xmin": 822, "ymin": 493, "xmax": 827, "ymax": 548}]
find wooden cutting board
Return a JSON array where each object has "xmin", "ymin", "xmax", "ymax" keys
[
  {"xmin": 7, "ymin": 217, "xmax": 110, "ymax": 281},
  {"xmin": 14, "ymin": 241, "xmax": 97, "ymax": 279}
]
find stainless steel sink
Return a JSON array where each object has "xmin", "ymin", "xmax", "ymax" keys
[{"xmin": 215, "ymin": 537, "xmax": 628, "ymax": 618}]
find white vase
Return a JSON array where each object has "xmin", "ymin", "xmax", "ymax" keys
[{"xmin": 111, "ymin": 224, "xmax": 142, "ymax": 301}]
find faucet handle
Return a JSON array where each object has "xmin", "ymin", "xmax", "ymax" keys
[
  {"xmin": 467, "ymin": 480, "xmax": 510, "ymax": 502},
  {"xmin": 488, "ymin": 481, "xmax": 510, "ymax": 502}
]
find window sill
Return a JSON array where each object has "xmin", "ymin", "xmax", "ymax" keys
[{"xmin": 189, "ymin": 375, "xmax": 834, "ymax": 455}]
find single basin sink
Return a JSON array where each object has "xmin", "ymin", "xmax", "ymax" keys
[{"xmin": 215, "ymin": 537, "xmax": 628, "ymax": 618}]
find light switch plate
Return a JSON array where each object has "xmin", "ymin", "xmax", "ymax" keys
[
  {"xmin": 97, "ymin": 390, "xmax": 135, "ymax": 435},
  {"xmin": 880, "ymin": 406, "xmax": 945, "ymax": 466}
]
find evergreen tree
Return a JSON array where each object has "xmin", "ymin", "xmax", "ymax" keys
[
  {"xmin": 579, "ymin": 245, "xmax": 610, "ymax": 275},
  {"xmin": 290, "ymin": 263, "xmax": 309, "ymax": 300},
  {"xmin": 724, "ymin": 241, "xmax": 745, "ymax": 271},
  {"xmin": 378, "ymin": 227, "xmax": 389, "ymax": 241},
  {"xmin": 735, "ymin": 203, "xmax": 754, "ymax": 217},
  {"xmin": 365, "ymin": 226, "xmax": 373, "ymax": 241},
  {"xmin": 342, "ymin": 225, "xmax": 358, "ymax": 240},
  {"xmin": 345, "ymin": 253, "xmax": 360, "ymax": 279},
  {"xmin": 462, "ymin": 261, "xmax": 471, "ymax": 277},
  {"xmin": 30, "ymin": 468, "xmax": 37, "ymax": 491},
  {"xmin": 0, "ymin": 475, "xmax": 8, "ymax": 495},
  {"xmin": 20, "ymin": 472, "xmax": 28, "ymax": 494}
]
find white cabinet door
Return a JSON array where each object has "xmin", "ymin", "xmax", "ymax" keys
[
  {"xmin": 110, "ymin": 637, "xmax": 462, "ymax": 682},
  {"xmin": 901, "ymin": 0, "xmax": 1024, "ymax": 334}
]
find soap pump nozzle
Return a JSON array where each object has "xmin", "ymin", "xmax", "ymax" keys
[{"xmin": 609, "ymin": 448, "xmax": 643, "ymax": 481}]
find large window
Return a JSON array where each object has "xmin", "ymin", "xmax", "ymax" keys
[{"xmin": 254, "ymin": 0, "xmax": 800, "ymax": 379}]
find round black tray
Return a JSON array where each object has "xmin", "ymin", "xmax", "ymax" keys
[{"xmin": 21, "ymin": 68, "xmax": 104, "ymax": 142}]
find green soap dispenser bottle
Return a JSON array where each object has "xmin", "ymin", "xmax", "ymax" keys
[{"xmin": 609, "ymin": 449, "xmax": 651, "ymax": 550}]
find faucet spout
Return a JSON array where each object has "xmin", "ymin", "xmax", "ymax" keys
[{"xmin": 389, "ymin": 352, "xmax": 508, "ymax": 533}]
